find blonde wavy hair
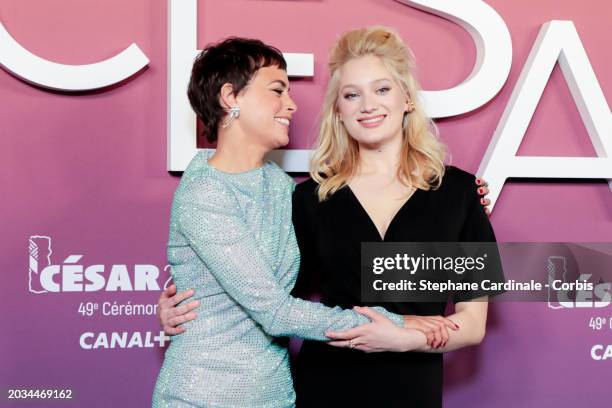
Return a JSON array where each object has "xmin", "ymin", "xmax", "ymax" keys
[{"xmin": 311, "ymin": 26, "xmax": 447, "ymax": 201}]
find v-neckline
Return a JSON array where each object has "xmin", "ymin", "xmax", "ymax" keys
[{"xmin": 347, "ymin": 184, "xmax": 422, "ymax": 241}]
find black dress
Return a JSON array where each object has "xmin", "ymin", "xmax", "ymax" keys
[{"xmin": 290, "ymin": 166, "xmax": 503, "ymax": 408}]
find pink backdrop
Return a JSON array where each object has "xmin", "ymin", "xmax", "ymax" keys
[{"xmin": 1, "ymin": 0, "xmax": 610, "ymax": 406}]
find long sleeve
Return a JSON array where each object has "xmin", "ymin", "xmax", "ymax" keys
[{"xmin": 176, "ymin": 174, "xmax": 404, "ymax": 341}]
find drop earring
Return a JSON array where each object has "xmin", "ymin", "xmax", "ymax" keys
[{"xmin": 222, "ymin": 105, "xmax": 240, "ymax": 128}]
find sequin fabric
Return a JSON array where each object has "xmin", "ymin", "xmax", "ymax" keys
[{"xmin": 152, "ymin": 149, "xmax": 403, "ymax": 408}]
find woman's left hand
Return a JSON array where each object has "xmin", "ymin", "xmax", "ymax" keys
[{"xmin": 325, "ymin": 306, "xmax": 417, "ymax": 353}]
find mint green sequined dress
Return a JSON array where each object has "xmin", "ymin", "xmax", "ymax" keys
[{"xmin": 152, "ymin": 149, "xmax": 403, "ymax": 408}]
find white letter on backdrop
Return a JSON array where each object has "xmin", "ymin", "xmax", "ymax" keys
[
  {"xmin": 167, "ymin": 0, "xmax": 314, "ymax": 171},
  {"xmin": 0, "ymin": 21, "xmax": 149, "ymax": 91},
  {"xmin": 478, "ymin": 21, "xmax": 612, "ymax": 209}
]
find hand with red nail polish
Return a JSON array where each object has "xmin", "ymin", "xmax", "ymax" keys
[{"xmin": 475, "ymin": 178, "xmax": 491, "ymax": 216}]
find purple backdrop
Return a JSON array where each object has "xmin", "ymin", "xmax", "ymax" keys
[{"xmin": 1, "ymin": 0, "xmax": 610, "ymax": 406}]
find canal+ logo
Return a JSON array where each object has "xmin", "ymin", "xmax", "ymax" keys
[{"xmin": 28, "ymin": 235, "xmax": 172, "ymax": 293}]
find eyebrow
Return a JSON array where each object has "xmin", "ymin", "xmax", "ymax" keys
[
  {"xmin": 268, "ymin": 79, "xmax": 289, "ymax": 89},
  {"xmin": 340, "ymin": 78, "xmax": 392, "ymax": 90}
]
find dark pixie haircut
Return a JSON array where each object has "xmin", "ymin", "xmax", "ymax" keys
[{"xmin": 187, "ymin": 37, "xmax": 287, "ymax": 143}]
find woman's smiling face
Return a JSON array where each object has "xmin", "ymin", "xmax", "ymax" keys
[
  {"xmin": 336, "ymin": 55, "xmax": 409, "ymax": 148},
  {"xmin": 234, "ymin": 65, "xmax": 297, "ymax": 149}
]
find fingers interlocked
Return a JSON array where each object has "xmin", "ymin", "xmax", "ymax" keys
[{"xmin": 405, "ymin": 315, "xmax": 459, "ymax": 348}]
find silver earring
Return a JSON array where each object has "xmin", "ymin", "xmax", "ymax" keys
[{"xmin": 222, "ymin": 105, "xmax": 240, "ymax": 128}]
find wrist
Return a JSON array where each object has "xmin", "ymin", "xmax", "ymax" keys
[
  {"xmin": 402, "ymin": 328, "xmax": 428, "ymax": 352},
  {"xmin": 402, "ymin": 314, "xmax": 411, "ymax": 329}
]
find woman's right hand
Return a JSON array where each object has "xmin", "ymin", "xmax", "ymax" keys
[
  {"xmin": 157, "ymin": 284, "xmax": 200, "ymax": 335},
  {"xmin": 403, "ymin": 315, "xmax": 459, "ymax": 348}
]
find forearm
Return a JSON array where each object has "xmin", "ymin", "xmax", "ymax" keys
[
  {"xmin": 264, "ymin": 295, "xmax": 367, "ymax": 340},
  {"xmin": 410, "ymin": 301, "xmax": 487, "ymax": 353},
  {"xmin": 265, "ymin": 298, "xmax": 404, "ymax": 340}
]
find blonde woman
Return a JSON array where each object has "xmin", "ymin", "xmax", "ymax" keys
[
  {"xmin": 158, "ymin": 28, "xmax": 500, "ymax": 407},
  {"xmin": 290, "ymin": 26, "xmax": 504, "ymax": 407}
]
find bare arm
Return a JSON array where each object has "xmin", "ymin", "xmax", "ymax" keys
[
  {"xmin": 410, "ymin": 298, "xmax": 487, "ymax": 352},
  {"xmin": 325, "ymin": 298, "xmax": 488, "ymax": 353}
]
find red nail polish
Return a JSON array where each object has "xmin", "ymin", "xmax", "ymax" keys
[{"xmin": 476, "ymin": 178, "xmax": 482, "ymax": 185}]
